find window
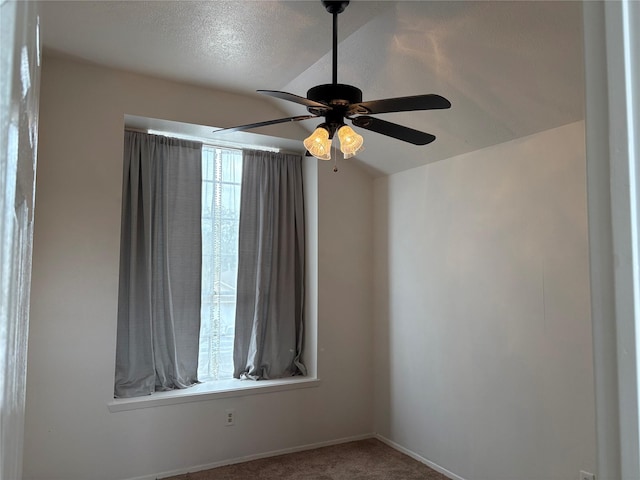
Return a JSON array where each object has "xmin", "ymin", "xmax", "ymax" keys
[
  {"xmin": 115, "ymin": 128, "xmax": 309, "ymax": 401},
  {"xmin": 198, "ymin": 146, "xmax": 242, "ymax": 381}
]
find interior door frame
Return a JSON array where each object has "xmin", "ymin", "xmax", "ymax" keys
[
  {"xmin": 583, "ymin": 1, "xmax": 640, "ymax": 479},
  {"xmin": 0, "ymin": 1, "xmax": 41, "ymax": 479}
]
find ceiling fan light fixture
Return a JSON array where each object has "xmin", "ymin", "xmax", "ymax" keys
[
  {"xmin": 337, "ymin": 125, "xmax": 364, "ymax": 159},
  {"xmin": 304, "ymin": 126, "xmax": 332, "ymax": 160}
]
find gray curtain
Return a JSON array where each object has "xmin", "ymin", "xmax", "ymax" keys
[
  {"xmin": 233, "ymin": 150, "xmax": 307, "ymax": 380},
  {"xmin": 115, "ymin": 131, "xmax": 203, "ymax": 398}
]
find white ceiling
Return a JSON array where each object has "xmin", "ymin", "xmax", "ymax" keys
[{"xmin": 37, "ymin": 0, "xmax": 585, "ymax": 176}]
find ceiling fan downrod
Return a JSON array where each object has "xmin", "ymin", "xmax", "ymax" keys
[{"xmin": 322, "ymin": 0, "xmax": 349, "ymax": 85}]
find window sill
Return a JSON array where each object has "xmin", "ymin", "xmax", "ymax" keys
[{"xmin": 107, "ymin": 376, "xmax": 321, "ymax": 412}]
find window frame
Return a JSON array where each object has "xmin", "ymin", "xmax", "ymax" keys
[{"xmin": 115, "ymin": 117, "xmax": 319, "ymax": 410}]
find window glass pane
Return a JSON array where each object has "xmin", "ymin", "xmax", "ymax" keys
[{"xmin": 198, "ymin": 146, "xmax": 242, "ymax": 381}]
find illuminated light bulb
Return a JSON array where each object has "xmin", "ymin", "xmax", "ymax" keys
[
  {"xmin": 303, "ymin": 126, "xmax": 332, "ymax": 160},
  {"xmin": 337, "ymin": 125, "xmax": 364, "ymax": 159}
]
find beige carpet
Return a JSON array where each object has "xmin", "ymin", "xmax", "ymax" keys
[{"xmin": 165, "ymin": 438, "xmax": 449, "ymax": 480}]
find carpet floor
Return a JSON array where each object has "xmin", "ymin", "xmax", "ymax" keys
[{"xmin": 164, "ymin": 438, "xmax": 449, "ymax": 480}]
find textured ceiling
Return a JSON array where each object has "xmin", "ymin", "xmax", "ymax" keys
[{"xmin": 38, "ymin": 1, "xmax": 585, "ymax": 176}]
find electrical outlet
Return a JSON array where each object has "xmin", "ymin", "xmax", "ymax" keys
[
  {"xmin": 225, "ymin": 409, "xmax": 235, "ymax": 427},
  {"xmin": 579, "ymin": 471, "xmax": 595, "ymax": 480}
]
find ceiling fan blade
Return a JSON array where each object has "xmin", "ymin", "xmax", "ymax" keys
[
  {"xmin": 352, "ymin": 116, "xmax": 436, "ymax": 145},
  {"xmin": 213, "ymin": 115, "xmax": 317, "ymax": 134},
  {"xmin": 258, "ymin": 90, "xmax": 331, "ymax": 111},
  {"xmin": 349, "ymin": 94, "xmax": 451, "ymax": 115}
]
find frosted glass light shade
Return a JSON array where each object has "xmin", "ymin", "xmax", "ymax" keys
[
  {"xmin": 337, "ymin": 125, "xmax": 364, "ymax": 159},
  {"xmin": 303, "ymin": 127, "xmax": 332, "ymax": 160}
]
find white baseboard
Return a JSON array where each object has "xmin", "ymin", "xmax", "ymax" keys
[
  {"xmin": 124, "ymin": 433, "xmax": 375, "ymax": 480},
  {"xmin": 374, "ymin": 434, "xmax": 467, "ymax": 480}
]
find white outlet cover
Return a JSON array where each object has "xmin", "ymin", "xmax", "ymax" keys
[{"xmin": 225, "ymin": 409, "xmax": 235, "ymax": 426}]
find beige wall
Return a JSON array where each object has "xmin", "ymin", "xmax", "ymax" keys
[
  {"xmin": 373, "ymin": 121, "xmax": 596, "ymax": 479},
  {"xmin": 23, "ymin": 54, "xmax": 374, "ymax": 480}
]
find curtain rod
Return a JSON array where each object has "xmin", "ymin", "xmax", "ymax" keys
[{"xmin": 124, "ymin": 127, "xmax": 304, "ymax": 156}]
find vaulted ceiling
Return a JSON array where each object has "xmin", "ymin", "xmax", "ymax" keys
[{"xmin": 38, "ymin": 1, "xmax": 584, "ymax": 176}]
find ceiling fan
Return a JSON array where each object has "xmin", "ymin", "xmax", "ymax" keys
[{"xmin": 215, "ymin": 0, "xmax": 451, "ymax": 161}]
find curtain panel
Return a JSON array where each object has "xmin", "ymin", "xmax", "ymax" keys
[
  {"xmin": 115, "ymin": 131, "xmax": 203, "ymax": 398},
  {"xmin": 233, "ymin": 150, "xmax": 307, "ymax": 380}
]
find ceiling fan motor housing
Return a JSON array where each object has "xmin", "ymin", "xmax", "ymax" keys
[
  {"xmin": 307, "ymin": 83, "xmax": 363, "ymax": 135},
  {"xmin": 307, "ymin": 83, "xmax": 362, "ymax": 109}
]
